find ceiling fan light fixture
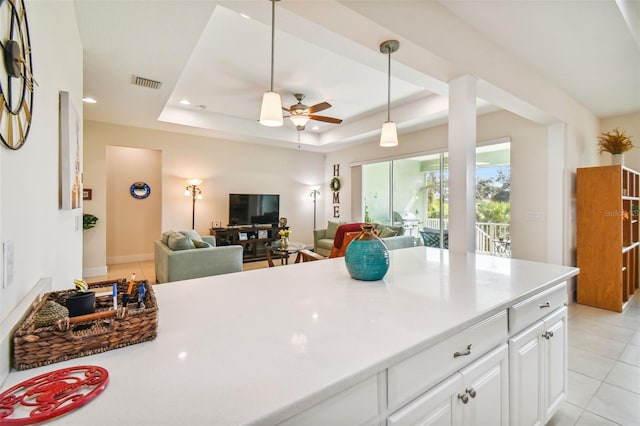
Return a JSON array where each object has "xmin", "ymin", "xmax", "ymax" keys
[
  {"xmin": 379, "ymin": 39, "xmax": 400, "ymax": 147},
  {"xmin": 259, "ymin": 0, "xmax": 283, "ymax": 127},
  {"xmin": 290, "ymin": 114, "xmax": 309, "ymax": 128},
  {"xmin": 380, "ymin": 121, "xmax": 398, "ymax": 147},
  {"xmin": 260, "ymin": 91, "xmax": 283, "ymax": 127}
]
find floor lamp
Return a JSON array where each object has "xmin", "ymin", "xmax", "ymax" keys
[
  {"xmin": 185, "ymin": 178, "xmax": 203, "ymax": 229},
  {"xmin": 310, "ymin": 188, "xmax": 320, "ymax": 230}
]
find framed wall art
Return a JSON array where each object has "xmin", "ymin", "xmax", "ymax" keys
[{"xmin": 59, "ymin": 91, "xmax": 82, "ymax": 210}]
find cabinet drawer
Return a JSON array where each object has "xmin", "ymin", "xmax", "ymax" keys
[
  {"xmin": 279, "ymin": 375, "xmax": 378, "ymax": 425},
  {"xmin": 387, "ymin": 310, "xmax": 507, "ymax": 410},
  {"xmin": 509, "ymin": 282, "xmax": 566, "ymax": 335}
]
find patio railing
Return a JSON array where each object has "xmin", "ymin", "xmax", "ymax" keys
[{"xmin": 422, "ymin": 218, "xmax": 510, "ymax": 257}]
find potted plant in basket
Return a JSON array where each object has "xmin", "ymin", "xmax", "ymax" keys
[{"xmin": 598, "ymin": 128, "xmax": 634, "ymax": 165}]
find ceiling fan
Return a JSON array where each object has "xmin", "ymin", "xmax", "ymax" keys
[{"xmin": 283, "ymin": 93, "xmax": 343, "ymax": 130}]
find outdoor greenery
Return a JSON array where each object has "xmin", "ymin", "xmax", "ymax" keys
[{"xmin": 424, "ymin": 166, "xmax": 511, "ymax": 224}]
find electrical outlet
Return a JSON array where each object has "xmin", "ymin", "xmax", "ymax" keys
[{"xmin": 3, "ymin": 241, "xmax": 14, "ymax": 288}]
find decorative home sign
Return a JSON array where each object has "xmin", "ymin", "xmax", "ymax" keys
[
  {"xmin": 59, "ymin": 91, "xmax": 82, "ymax": 210},
  {"xmin": 332, "ymin": 163, "xmax": 340, "ymax": 218}
]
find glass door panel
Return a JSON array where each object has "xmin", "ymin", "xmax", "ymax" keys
[{"xmin": 363, "ymin": 161, "xmax": 390, "ymax": 224}]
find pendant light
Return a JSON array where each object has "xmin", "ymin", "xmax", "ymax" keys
[
  {"xmin": 379, "ymin": 40, "xmax": 399, "ymax": 147},
  {"xmin": 259, "ymin": 0, "xmax": 283, "ymax": 127}
]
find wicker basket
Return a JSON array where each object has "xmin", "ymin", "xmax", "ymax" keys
[{"xmin": 13, "ymin": 279, "xmax": 158, "ymax": 370}]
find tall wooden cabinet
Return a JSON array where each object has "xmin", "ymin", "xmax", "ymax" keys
[{"xmin": 577, "ymin": 165, "xmax": 640, "ymax": 312}]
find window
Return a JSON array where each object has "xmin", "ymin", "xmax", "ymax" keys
[{"xmin": 361, "ymin": 142, "xmax": 510, "ymax": 256}]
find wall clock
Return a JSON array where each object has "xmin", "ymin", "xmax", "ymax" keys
[
  {"xmin": 130, "ymin": 182, "xmax": 151, "ymax": 199},
  {"xmin": 0, "ymin": 0, "xmax": 36, "ymax": 150}
]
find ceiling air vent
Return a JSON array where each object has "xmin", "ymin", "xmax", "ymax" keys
[{"xmin": 131, "ymin": 75, "xmax": 162, "ymax": 90}]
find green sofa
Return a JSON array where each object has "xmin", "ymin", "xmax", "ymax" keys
[
  {"xmin": 154, "ymin": 230, "xmax": 243, "ymax": 283},
  {"xmin": 313, "ymin": 221, "xmax": 415, "ymax": 256}
]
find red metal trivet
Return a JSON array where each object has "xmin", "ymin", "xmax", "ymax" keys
[{"xmin": 0, "ymin": 365, "xmax": 109, "ymax": 425}]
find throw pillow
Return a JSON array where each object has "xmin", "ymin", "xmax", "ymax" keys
[
  {"xmin": 168, "ymin": 232, "xmax": 195, "ymax": 251},
  {"xmin": 161, "ymin": 230, "xmax": 175, "ymax": 245},
  {"xmin": 180, "ymin": 230, "xmax": 203, "ymax": 242},
  {"xmin": 379, "ymin": 227, "xmax": 399, "ymax": 238},
  {"xmin": 325, "ymin": 221, "xmax": 344, "ymax": 239},
  {"xmin": 386, "ymin": 225, "xmax": 405, "ymax": 236},
  {"xmin": 192, "ymin": 239, "xmax": 211, "ymax": 249}
]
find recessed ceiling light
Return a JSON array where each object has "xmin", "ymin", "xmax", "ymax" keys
[
  {"xmin": 240, "ymin": 13, "xmax": 251, "ymax": 19},
  {"xmin": 82, "ymin": 97, "xmax": 97, "ymax": 104},
  {"xmin": 179, "ymin": 99, "xmax": 191, "ymax": 105},
  {"xmin": 312, "ymin": 125, "xmax": 319, "ymax": 131}
]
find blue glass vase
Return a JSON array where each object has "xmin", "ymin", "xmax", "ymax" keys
[{"xmin": 345, "ymin": 224, "xmax": 390, "ymax": 281}]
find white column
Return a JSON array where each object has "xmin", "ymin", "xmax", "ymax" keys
[
  {"xmin": 448, "ymin": 75, "xmax": 477, "ymax": 253},
  {"xmin": 547, "ymin": 122, "xmax": 566, "ymax": 264}
]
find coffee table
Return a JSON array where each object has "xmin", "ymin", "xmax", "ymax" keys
[{"xmin": 265, "ymin": 241, "xmax": 306, "ymax": 267}]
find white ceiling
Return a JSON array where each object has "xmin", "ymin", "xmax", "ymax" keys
[{"xmin": 75, "ymin": 0, "xmax": 640, "ymax": 152}]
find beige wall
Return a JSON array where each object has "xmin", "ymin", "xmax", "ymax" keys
[
  {"xmin": 106, "ymin": 146, "xmax": 162, "ymax": 264},
  {"xmin": 83, "ymin": 121, "xmax": 326, "ymax": 273},
  {"xmin": 325, "ymin": 110, "xmax": 550, "ymax": 262},
  {"xmin": 0, "ymin": 0, "xmax": 83, "ymax": 384}
]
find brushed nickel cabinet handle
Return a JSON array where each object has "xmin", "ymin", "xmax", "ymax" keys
[
  {"xmin": 458, "ymin": 393, "xmax": 469, "ymax": 404},
  {"xmin": 539, "ymin": 302, "xmax": 551, "ymax": 308},
  {"xmin": 454, "ymin": 344, "xmax": 472, "ymax": 358},
  {"xmin": 466, "ymin": 388, "xmax": 477, "ymax": 398},
  {"xmin": 542, "ymin": 331, "xmax": 554, "ymax": 339}
]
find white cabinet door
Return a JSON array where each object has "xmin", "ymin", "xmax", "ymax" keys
[
  {"xmin": 387, "ymin": 374, "xmax": 463, "ymax": 426},
  {"xmin": 459, "ymin": 344, "xmax": 509, "ymax": 426},
  {"xmin": 509, "ymin": 321, "xmax": 545, "ymax": 426},
  {"xmin": 542, "ymin": 307, "xmax": 567, "ymax": 422}
]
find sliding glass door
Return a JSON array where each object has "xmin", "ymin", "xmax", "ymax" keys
[{"xmin": 361, "ymin": 142, "xmax": 510, "ymax": 255}]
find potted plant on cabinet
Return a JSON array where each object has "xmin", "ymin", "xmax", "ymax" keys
[{"xmin": 598, "ymin": 128, "xmax": 634, "ymax": 165}]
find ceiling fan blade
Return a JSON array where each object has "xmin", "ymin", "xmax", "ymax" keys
[
  {"xmin": 308, "ymin": 102, "xmax": 331, "ymax": 114},
  {"xmin": 282, "ymin": 106, "xmax": 290, "ymax": 112},
  {"xmin": 308, "ymin": 115, "xmax": 342, "ymax": 124}
]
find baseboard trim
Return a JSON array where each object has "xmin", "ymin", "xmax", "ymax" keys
[
  {"xmin": 83, "ymin": 266, "xmax": 108, "ymax": 278},
  {"xmin": 107, "ymin": 253, "xmax": 153, "ymax": 264}
]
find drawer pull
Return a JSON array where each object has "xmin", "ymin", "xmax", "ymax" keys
[
  {"xmin": 542, "ymin": 331, "xmax": 554, "ymax": 339},
  {"xmin": 458, "ymin": 393, "xmax": 469, "ymax": 404},
  {"xmin": 466, "ymin": 388, "xmax": 477, "ymax": 398},
  {"xmin": 453, "ymin": 344, "xmax": 472, "ymax": 358},
  {"xmin": 539, "ymin": 302, "xmax": 551, "ymax": 308}
]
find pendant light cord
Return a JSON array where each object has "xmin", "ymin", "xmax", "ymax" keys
[
  {"xmin": 387, "ymin": 48, "xmax": 391, "ymax": 122},
  {"xmin": 270, "ymin": 0, "xmax": 275, "ymax": 92}
]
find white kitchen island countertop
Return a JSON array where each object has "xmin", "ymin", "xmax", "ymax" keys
[{"xmin": 2, "ymin": 247, "xmax": 578, "ymax": 425}]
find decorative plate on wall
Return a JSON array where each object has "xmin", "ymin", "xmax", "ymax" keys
[{"xmin": 130, "ymin": 182, "xmax": 151, "ymax": 199}]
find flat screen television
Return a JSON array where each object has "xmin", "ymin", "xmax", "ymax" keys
[{"xmin": 228, "ymin": 193, "xmax": 280, "ymax": 226}]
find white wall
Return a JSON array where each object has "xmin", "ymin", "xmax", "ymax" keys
[
  {"xmin": 83, "ymin": 121, "xmax": 325, "ymax": 274},
  {"xmin": 0, "ymin": 0, "xmax": 83, "ymax": 384},
  {"xmin": 325, "ymin": 110, "xmax": 550, "ymax": 262}
]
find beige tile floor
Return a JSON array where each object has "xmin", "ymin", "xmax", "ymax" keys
[
  {"xmin": 86, "ymin": 262, "xmax": 640, "ymax": 425},
  {"xmin": 548, "ymin": 296, "xmax": 640, "ymax": 426}
]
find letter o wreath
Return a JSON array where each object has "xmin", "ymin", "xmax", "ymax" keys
[{"xmin": 330, "ymin": 177, "xmax": 341, "ymax": 192}]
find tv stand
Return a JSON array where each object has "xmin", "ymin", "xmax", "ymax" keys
[{"xmin": 210, "ymin": 225, "xmax": 287, "ymax": 263}]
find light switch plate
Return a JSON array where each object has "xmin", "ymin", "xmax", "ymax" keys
[
  {"xmin": 527, "ymin": 212, "xmax": 545, "ymax": 222},
  {"xmin": 2, "ymin": 241, "xmax": 14, "ymax": 288}
]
